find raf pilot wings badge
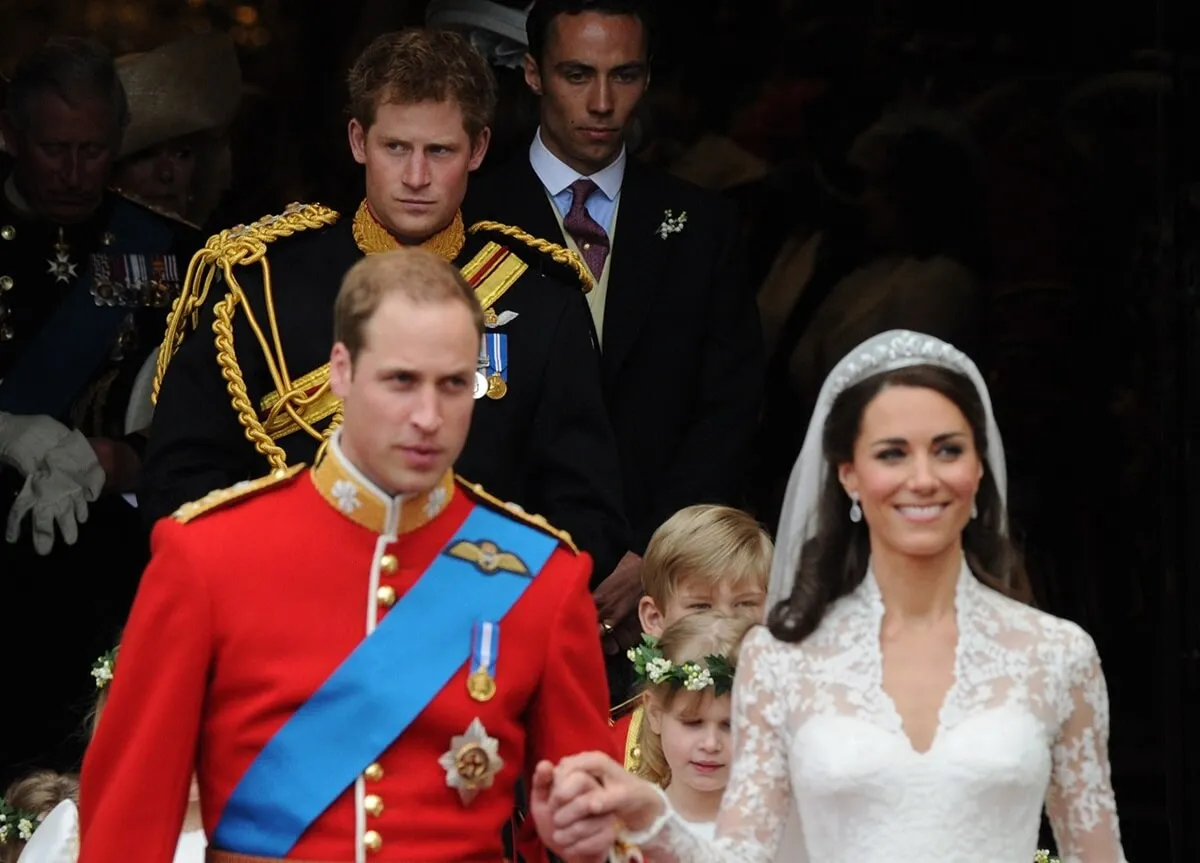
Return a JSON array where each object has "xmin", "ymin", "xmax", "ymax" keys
[{"xmin": 446, "ymin": 540, "xmax": 529, "ymax": 576}]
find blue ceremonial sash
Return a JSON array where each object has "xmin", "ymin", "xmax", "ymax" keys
[
  {"xmin": 211, "ymin": 504, "xmax": 556, "ymax": 856},
  {"xmin": 0, "ymin": 198, "xmax": 175, "ymax": 419}
]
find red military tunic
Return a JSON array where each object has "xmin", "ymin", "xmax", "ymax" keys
[{"xmin": 79, "ymin": 442, "xmax": 616, "ymax": 862}]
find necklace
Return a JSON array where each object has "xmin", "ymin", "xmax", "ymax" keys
[{"xmin": 351, "ymin": 199, "xmax": 465, "ymax": 262}]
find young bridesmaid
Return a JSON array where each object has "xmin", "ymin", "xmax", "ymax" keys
[{"xmin": 628, "ymin": 612, "xmax": 754, "ymax": 839}]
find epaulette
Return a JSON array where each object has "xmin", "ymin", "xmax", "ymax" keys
[
  {"xmin": 111, "ymin": 187, "xmax": 200, "ymax": 230},
  {"xmin": 172, "ymin": 463, "xmax": 306, "ymax": 524},
  {"xmin": 455, "ymin": 476, "xmax": 579, "ymax": 554},
  {"xmin": 467, "ymin": 220, "xmax": 593, "ymax": 295},
  {"xmin": 153, "ymin": 202, "xmax": 340, "ymax": 403},
  {"xmin": 200, "ymin": 201, "xmax": 340, "ymax": 264}
]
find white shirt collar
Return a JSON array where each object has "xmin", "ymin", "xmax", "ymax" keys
[{"xmin": 529, "ymin": 127, "xmax": 626, "ymax": 200}]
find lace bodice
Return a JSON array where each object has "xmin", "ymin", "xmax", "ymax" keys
[{"xmin": 639, "ymin": 563, "xmax": 1126, "ymax": 863}]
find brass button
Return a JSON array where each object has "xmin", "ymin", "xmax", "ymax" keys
[
  {"xmin": 363, "ymin": 829, "xmax": 383, "ymax": 853},
  {"xmin": 364, "ymin": 762, "xmax": 384, "ymax": 781},
  {"xmin": 0, "ymin": 275, "xmax": 13, "ymax": 291},
  {"xmin": 364, "ymin": 793, "xmax": 384, "ymax": 817},
  {"xmin": 376, "ymin": 585, "xmax": 396, "ymax": 608},
  {"xmin": 0, "ymin": 226, "xmax": 13, "ymax": 241},
  {"xmin": 379, "ymin": 554, "xmax": 398, "ymax": 575}
]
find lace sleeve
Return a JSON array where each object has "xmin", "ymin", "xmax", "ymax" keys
[
  {"xmin": 640, "ymin": 627, "xmax": 795, "ymax": 862},
  {"xmin": 1045, "ymin": 629, "xmax": 1127, "ymax": 863}
]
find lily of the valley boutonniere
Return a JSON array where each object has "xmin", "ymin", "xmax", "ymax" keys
[{"xmin": 656, "ymin": 209, "xmax": 688, "ymax": 239}]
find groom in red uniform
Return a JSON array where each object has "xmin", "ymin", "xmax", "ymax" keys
[{"xmin": 78, "ymin": 249, "xmax": 617, "ymax": 862}]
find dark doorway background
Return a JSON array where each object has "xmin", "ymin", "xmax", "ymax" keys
[{"xmin": 2, "ymin": 0, "xmax": 1197, "ymax": 858}]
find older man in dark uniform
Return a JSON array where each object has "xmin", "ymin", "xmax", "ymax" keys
[
  {"xmin": 0, "ymin": 36, "xmax": 201, "ymax": 781},
  {"xmin": 143, "ymin": 28, "xmax": 629, "ymax": 584}
]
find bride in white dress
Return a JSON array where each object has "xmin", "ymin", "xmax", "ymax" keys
[{"xmin": 541, "ymin": 330, "xmax": 1127, "ymax": 863}]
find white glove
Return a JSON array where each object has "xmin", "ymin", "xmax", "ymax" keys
[
  {"xmin": 0, "ymin": 412, "xmax": 74, "ymax": 476},
  {"xmin": 5, "ymin": 431, "xmax": 104, "ymax": 556}
]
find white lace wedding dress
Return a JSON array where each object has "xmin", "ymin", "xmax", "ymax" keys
[{"xmin": 635, "ymin": 562, "xmax": 1127, "ymax": 862}]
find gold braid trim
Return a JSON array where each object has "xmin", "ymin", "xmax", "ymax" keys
[
  {"xmin": 211, "ymin": 291, "xmax": 288, "ymax": 471},
  {"xmin": 152, "ymin": 202, "xmax": 341, "ymax": 404},
  {"xmin": 468, "ymin": 220, "xmax": 593, "ymax": 294}
]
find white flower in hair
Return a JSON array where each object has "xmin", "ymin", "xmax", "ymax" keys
[
  {"xmin": 91, "ymin": 663, "xmax": 113, "ymax": 688},
  {"xmin": 645, "ymin": 657, "xmax": 674, "ymax": 683},
  {"xmin": 683, "ymin": 665, "xmax": 714, "ymax": 691}
]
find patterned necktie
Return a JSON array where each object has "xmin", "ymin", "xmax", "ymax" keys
[{"xmin": 563, "ymin": 178, "xmax": 609, "ymax": 280}]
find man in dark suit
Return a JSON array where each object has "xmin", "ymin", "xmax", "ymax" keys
[
  {"xmin": 463, "ymin": 0, "xmax": 764, "ymax": 668},
  {"xmin": 141, "ymin": 28, "xmax": 629, "ymax": 582}
]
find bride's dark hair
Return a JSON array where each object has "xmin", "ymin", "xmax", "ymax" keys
[{"xmin": 767, "ymin": 364, "xmax": 1029, "ymax": 643}]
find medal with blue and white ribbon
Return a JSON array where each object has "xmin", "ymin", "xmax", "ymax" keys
[
  {"xmin": 485, "ymin": 333, "xmax": 508, "ymax": 400},
  {"xmin": 467, "ymin": 620, "xmax": 499, "ymax": 702},
  {"xmin": 474, "ymin": 334, "xmax": 489, "ymax": 400}
]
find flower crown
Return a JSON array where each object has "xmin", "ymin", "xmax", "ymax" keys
[
  {"xmin": 627, "ymin": 634, "xmax": 735, "ymax": 696},
  {"xmin": 91, "ymin": 646, "xmax": 118, "ymax": 691},
  {"xmin": 0, "ymin": 799, "xmax": 38, "ymax": 844}
]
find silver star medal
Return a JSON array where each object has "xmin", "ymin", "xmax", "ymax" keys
[
  {"xmin": 47, "ymin": 228, "xmax": 78, "ymax": 284},
  {"xmin": 47, "ymin": 249, "xmax": 77, "ymax": 283},
  {"xmin": 438, "ymin": 717, "xmax": 503, "ymax": 805}
]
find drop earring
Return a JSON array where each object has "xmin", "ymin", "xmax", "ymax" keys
[
  {"xmin": 971, "ymin": 500, "xmax": 978, "ymax": 519},
  {"xmin": 849, "ymin": 492, "xmax": 862, "ymax": 523}
]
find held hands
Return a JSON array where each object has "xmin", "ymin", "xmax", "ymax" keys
[{"xmin": 530, "ymin": 752, "xmax": 667, "ymax": 863}]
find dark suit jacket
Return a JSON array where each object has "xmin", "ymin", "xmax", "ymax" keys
[
  {"xmin": 140, "ymin": 214, "xmax": 629, "ymax": 581},
  {"xmin": 465, "ymin": 156, "xmax": 764, "ymax": 550}
]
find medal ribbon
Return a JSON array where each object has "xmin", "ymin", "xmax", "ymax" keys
[
  {"xmin": 488, "ymin": 333, "xmax": 507, "ymax": 382},
  {"xmin": 471, "ymin": 620, "xmax": 500, "ymax": 680}
]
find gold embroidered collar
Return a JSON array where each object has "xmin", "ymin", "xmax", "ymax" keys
[
  {"xmin": 351, "ymin": 199, "xmax": 465, "ymax": 262},
  {"xmin": 311, "ymin": 433, "xmax": 455, "ymax": 535}
]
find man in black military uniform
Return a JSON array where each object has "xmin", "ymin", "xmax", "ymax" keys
[
  {"xmin": 143, "ymin": 28, "xmax": 629, "ymax": 583},
  {"xmin": 0, "ymin": 36, "xmax": 201, "ymax": 782}
]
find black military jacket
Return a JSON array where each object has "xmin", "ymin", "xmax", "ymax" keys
[{"xmin": 142, "ymin": 204, "xmax": 629, "ymax": 581}]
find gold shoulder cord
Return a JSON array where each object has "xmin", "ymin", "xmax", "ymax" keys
[
  {"xmin": 153, "ymin": 203, "xmax": 341, "ymax": 472},
  {"xmin": 467, "ymin": 220, "xmax": 594, "ymax": 294}
]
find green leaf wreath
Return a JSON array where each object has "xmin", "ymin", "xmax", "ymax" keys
[{"xmin": 626, "ymin": 634, "xmax": 736, "ymax": 696}]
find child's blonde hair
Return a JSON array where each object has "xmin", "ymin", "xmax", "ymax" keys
[
  {"xmin": 641, "ymin": 505, "xmax": 773, "ymax": 608},
  {"xmin": 1, "ymin": 770, "xmax": 79, "ymax": 863},
  {"xmin": 634, "ymin": 612, "xmax": 755, "ymax": 787}
]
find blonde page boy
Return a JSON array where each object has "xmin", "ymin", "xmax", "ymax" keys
[{"xmin": 609, "ymin": 504, "xmax": 773, "ymax": 769}]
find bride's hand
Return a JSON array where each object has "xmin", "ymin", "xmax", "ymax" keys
[
  {"xmin": 549, "ymin": 751, "xmax": 667, "ymax": 843},
  {"xmin": 530, "ymin": 759, "xmax": 617, "ymax": 863}
]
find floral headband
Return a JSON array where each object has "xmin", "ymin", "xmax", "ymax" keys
[
  {"xmin": 91, "ymin": 646, "xmax": 118, "ymax": 690},
  {"xmin": 627, "ymin": 634, "xmax": 735, "ymax": 696},
  {"xmin": 0, "ymin": 800, "xmax": 37, "ymax": 844}
]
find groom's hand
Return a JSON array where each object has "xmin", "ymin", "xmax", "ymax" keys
[
  {"xmin": 530, "ymin": 759, "xmax": 615, "ymax": 863},
  {"xmin": 551, "ymin": 752, "xmax": 665, "ymax": 835}
]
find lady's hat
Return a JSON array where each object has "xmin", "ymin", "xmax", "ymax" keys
[
  {"xmin": 115, "ymin": 32, "xmax": 243, "ymax": 224},
  {"xmin": 425, "ymin": 0, "xmax": 534, "ymax": 68}
]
